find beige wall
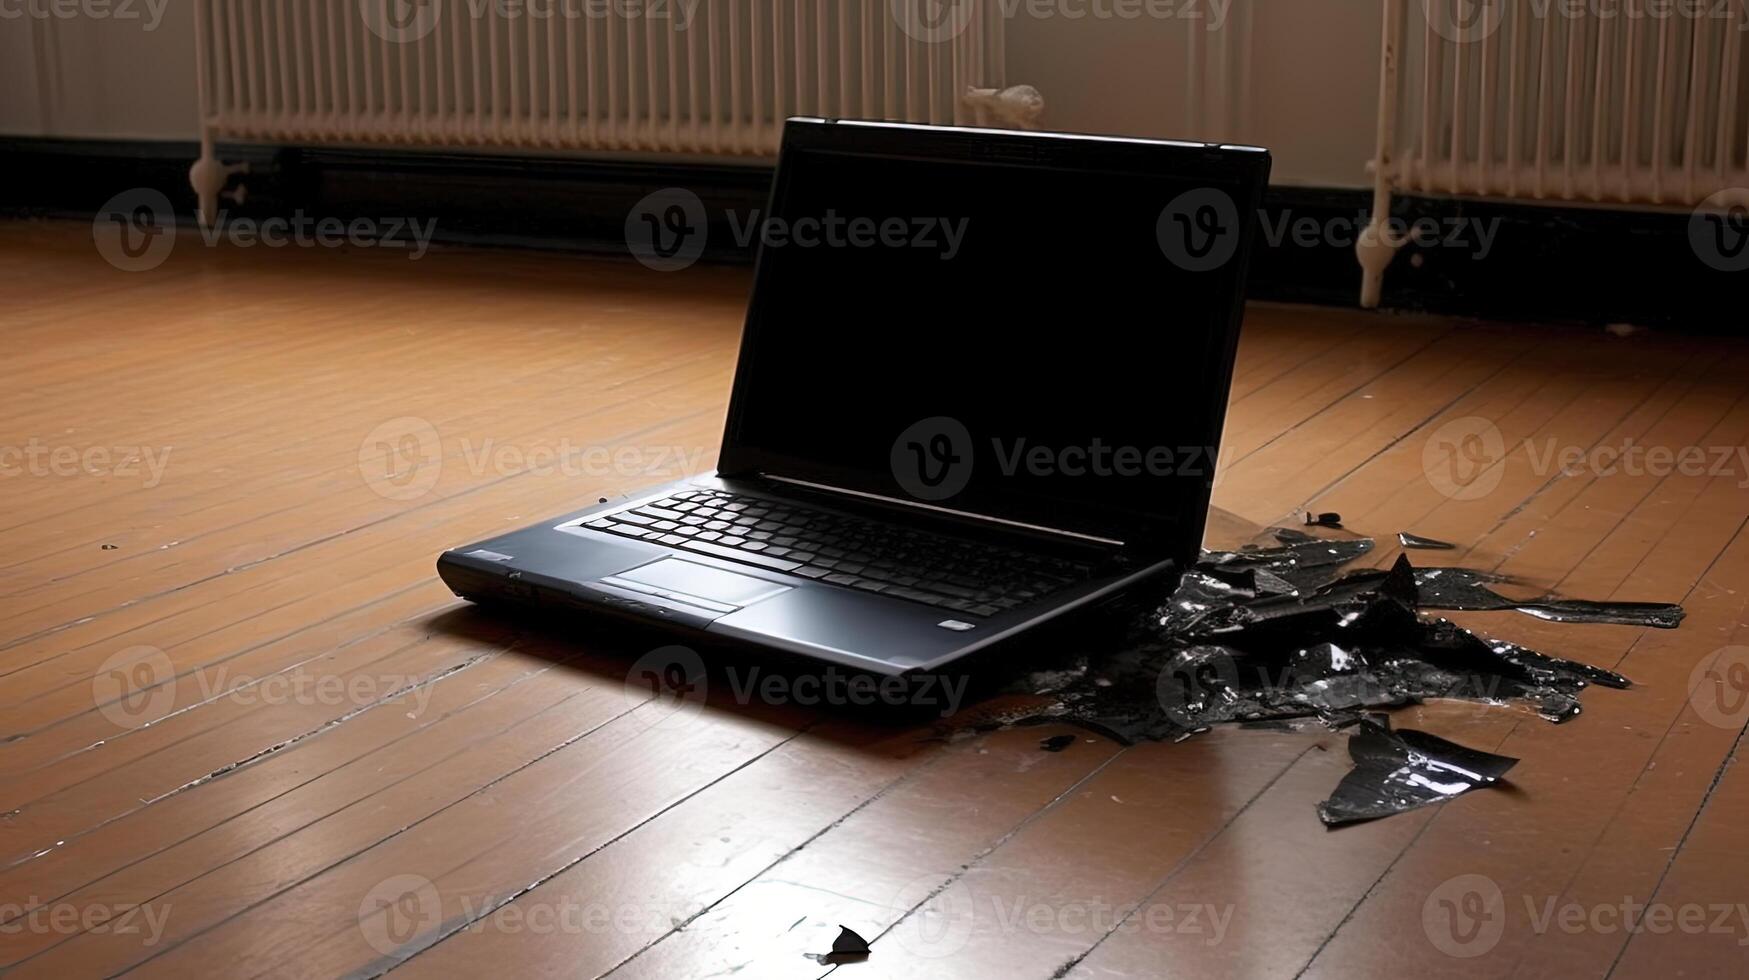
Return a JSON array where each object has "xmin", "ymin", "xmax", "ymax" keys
[
  {"xmin": 0, "ymin": 2, "xmax": 199, "ymax": 139},
  {"xmin": 0, "ymin": 2, "xmax": 1379, "ymax": 188},
  {"xmin": 1006, "ymin": 0, "xmax": 1381, "ymax": 187}
]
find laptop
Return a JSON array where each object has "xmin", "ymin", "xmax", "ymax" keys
[{"xmin": 437, "ymin": 118, "xmax": 1269, "ymax": 676}]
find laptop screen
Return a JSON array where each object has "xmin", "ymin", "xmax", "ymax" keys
[{"xmin": 723, "ymin": 126, "xmax": 1264, "ymax": 552}]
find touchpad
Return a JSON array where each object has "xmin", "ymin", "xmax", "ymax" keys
[{"xmin": 609, "ymin": 558, "xmax": 791, "ymax": 609}]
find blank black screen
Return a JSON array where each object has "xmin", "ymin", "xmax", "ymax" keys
[{"xmin": 727, "ymin": 145, "xmax": 1250, "ymax": 545}]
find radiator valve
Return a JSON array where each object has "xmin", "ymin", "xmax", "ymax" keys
[{"xmin": 963, "ymin": 85, "xmax": 1044, "ymax": 130}]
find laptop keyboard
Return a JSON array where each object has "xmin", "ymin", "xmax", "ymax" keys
[{"xmin": 581, "ymin": 488, "xmax": 1095, "ymax": 617}]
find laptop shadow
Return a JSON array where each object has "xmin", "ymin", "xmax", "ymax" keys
[{"xmin": 418, "ymin": 595, "xmax": 1144, "ymax": 750}]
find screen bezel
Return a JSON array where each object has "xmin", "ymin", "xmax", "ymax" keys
[{"xmin": 717, "ymin": 119, "xmax": 1271, "ymax": 559}]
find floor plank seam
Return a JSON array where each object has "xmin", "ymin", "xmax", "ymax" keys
[
  {"xmin": 593, "ymin": 733, "xmax": 970, "ymax": 976},
  {"xmin": 1048, "ymin": 740, "xmax": 1324, "ymax": 979},
  {"xmin": 65, "ymin": 693, "xmax": 654, "ymax": 975},
  {"xmin": 0, "ymin": 403, "xmax": 717, "ymax": 648},
  {"xmin": 4, "ymin": 579, "xmax": 441, "ymax": 740},
  {"xmin": 0, "ymin": 641, "xmax": 594, "ymax": 935},
  {"xmin": 0, "ymin": 645, "xmax": 507, "ymax": 872},
  {"xmin": 366, "ymin": 722, "xmax": 821, "ymax": 980},
  {"xmin": 1222, "ymin": 326, "xmax": 1457, "ymax": 471},
  {"xmin": 806, "ymin": 745, "xmax": 1136, "ymax": 980},
  {"xmin": 1600, "ymin": 720, "xmax": 1749, "ymax": 980}
]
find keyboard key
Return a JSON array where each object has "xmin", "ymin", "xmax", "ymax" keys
[
  {"xmin": 676, "ymin": 538, "xmax": 802, "ymax": 571},
  {"xmin": 622, "ymin": 489, "xmax": 1091, "ymax": 607}
]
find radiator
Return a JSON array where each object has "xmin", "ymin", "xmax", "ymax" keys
[
  {"xmin": 189, "ymin": 0, "xmax": 1011, "ymax": 224},
  {"xmin": 1359, "ymin": 0, "xmax": 1749, "ymax": 305}
]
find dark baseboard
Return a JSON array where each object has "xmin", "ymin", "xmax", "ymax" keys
[{"xmin": 1, "ymin": 136, "xmax": 1733, "ymax": 332}]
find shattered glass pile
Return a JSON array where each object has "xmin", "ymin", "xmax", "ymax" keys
[{"xmin": 1023, "ymin": 528, "xmax": 1682, "ymax": 746}]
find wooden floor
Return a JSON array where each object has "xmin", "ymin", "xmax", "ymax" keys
[{"xmin": 3, "ymin": 220, "xmax": 1748, "ymax": 979}]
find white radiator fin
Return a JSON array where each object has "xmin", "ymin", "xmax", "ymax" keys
[
  {"xmin": 194, "ymin": 0, "xmax": 1007, "ymax": 155},
  {"xmin": 1387, "ymin": 0, "xmax": 1749, "ymax": 204},
  {"xmin": 1360, "ymin": 0, "xmax": 1748, "ymax": 305}
]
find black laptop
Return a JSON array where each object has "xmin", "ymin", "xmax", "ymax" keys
[{"xmin": 437, "ymin": 118, "xmax": 1269, "ymax": 675}]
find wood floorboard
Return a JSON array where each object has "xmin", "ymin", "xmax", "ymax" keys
[{"xmin": 3, "ymin": 221, "xmax": 1746, "ymax": 978}]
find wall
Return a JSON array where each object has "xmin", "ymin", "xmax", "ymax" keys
[{"xmin": 0, "ymin": 1, "xmax": 1380, "ymax": 188}]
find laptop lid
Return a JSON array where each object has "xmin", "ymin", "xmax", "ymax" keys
[{"xmin": 719, "ymin": 119, "xmax": 1270, "ymax": 562}]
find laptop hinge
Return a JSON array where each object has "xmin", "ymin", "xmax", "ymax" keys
[{"xmin": 759, "ymin": 474, "xmax": 1126, "ymax": 548}]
